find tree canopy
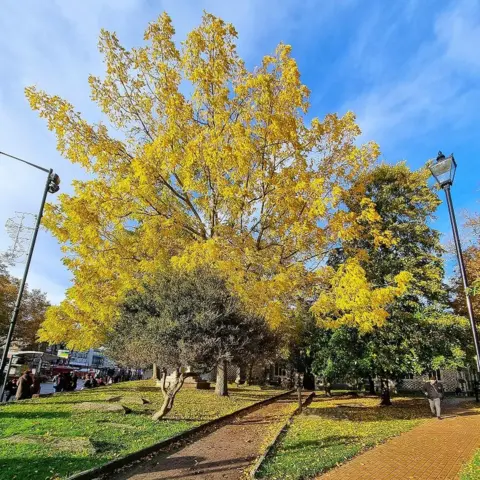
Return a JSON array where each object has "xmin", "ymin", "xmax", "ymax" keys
[
  {"xmin": 27, "ymin": 12, "xmax": 411, "ymax": 348},
  {"xmin": 310, "ymin": 163, "xmax": 471, "ymax": 391},
  {"xmin": 106, "ymin": 268, "xmax": 275, "ymax": 416}
]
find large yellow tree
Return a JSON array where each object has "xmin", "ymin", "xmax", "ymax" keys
[{"xmin": 28, "ymin": 13, "xmax": 409, "ymax": 349}]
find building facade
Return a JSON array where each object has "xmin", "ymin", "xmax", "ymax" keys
[{"xmin": 398, "ymin": 368, "xmax": 474, "ymax": 394}]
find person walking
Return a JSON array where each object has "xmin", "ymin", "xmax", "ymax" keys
[
  {"xmin": 15, "ymin": 371, "xmax": 33, "ymax": 401},
  {"xmin": 422, "ymin": 376, "xmax": 444, "ymax": 419}
]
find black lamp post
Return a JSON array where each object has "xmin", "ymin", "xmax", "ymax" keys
[
  {"xmin": 429, "ymin": 151, "xmax": 480, "ymax": 401},
  {"xmin": 0, "ymin": 151, "xmax": 60, "ymax": 400}
]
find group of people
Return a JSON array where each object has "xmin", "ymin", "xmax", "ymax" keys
[
  {"xmin": 3, "ymin": 367, "xmax": 144, "ymax": 402},
  {"xmin": 5, "ymin": 370, "xmax": 41, "ymax": 401},
  {"xmin": 83, "ymin": 374, "xmax": 110, "ymax": 388},
  {"xmin": 83, "ymin": 372, "xmax": 141, "ymax": 388},
  {"xmin": 52, "ymin": 372, "xmax": 78, "ymax": 392}
]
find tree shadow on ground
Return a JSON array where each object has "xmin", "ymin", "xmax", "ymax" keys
[
  {"xmin": 113, "ymin": 454, "xmax": 257, "ymax": 480},
  {"xmin": 0, "ymin": 411, "xmax": 71, "ymax": 419},
  {"xmin": 281, "ymin": 435, "xmax": 359, "ymax": 452},
  {"xmin": 302, "ymin": 398, "xmax": 480, "ymax": 423},
  {"xmin": 108, "ymin": 386, "xmax": 160, "ymax": 393},
  {"xmin": 35, "ymin": 397, "xmax": 130, "ymax": 405},
  {"xmin": 0, "ymin": 455, "xmax": 106, "ymax": 480},
  {"xmin": 303, "ymin": 398, "xmax": 433, "ymax": 422},
  {"xmin": 91, "ymin": 440, "xmax": 120, "ymax": 453}
]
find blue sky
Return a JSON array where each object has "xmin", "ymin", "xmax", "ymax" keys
[{"xmin": 0, "ymin": 0, "xmax": 479, "ymax": 303}]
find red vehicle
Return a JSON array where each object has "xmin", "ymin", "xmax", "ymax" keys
[{"xmin": 51, "ymin": 365, "xmax": 77, "ymax": 377}]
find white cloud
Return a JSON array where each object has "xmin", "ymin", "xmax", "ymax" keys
[{"xmin": 345, "ymin": 0, "xmax": 480, "ymax": 145}]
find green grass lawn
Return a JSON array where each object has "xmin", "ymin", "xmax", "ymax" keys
[
  {"xmin": 0, "ymin": 380, "xmax": 284, "ymax": 480},
  {"xmin": 461, "ymin": 449, "xmax": 480, "ymax": 480},
  {"xmin": 257, "ymin": 394, "xmax": 431, "ymax": 479}
]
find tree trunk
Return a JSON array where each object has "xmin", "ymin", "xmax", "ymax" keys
[
  {"xmin": 246, "ymin": 362, "xmax": 254, "ymax": 385},
  {"xmin": 235, "ymin": 365, "xmax": 246, "ymax": 385},
  {"xmin": 215, "ymin": 359, "xmax": 229, "ymax": 396},
  {"xmin": 324, "ymin": 377, "xmax": 332, "ymax": 397},
  {"xmin": 152, "ymin": 368, "xmax": 187, "ymax": 421},
  {"xmin": 368, "ymin": 375, "xmax": 375, "ymax": 395},
  {"xmin": 152, "ymin": 363, "xmax": 161, "ymax": 381},
  {"xmin": 380, "ymin": 378, "xmax": 392, "ymax": 406},
  {"xmin": 152, "ymin": 394, "xmax": 171, "ymax": 421},
  {"xmin": 303, "ymin": 371, "xmax": 315, "ymax": 390}
]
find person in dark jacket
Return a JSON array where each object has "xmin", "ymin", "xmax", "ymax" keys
[
  {"xmin": 15, "ymin": 371, "xmax": 33, "ymax": 400},
  {"xmin": 71, "ymin": 373, "xmax": 78, "ymax": 391},
  {"xmin": 5, "ymin": 378, "xmax": 17, "ymax": 401},
  {"xmin": 31, "ymin": 376, "xmax": 41, "ymax": 396},
  {"xmin": 422, "ymin": 376, "xmax": 444, "ymax": 419}
]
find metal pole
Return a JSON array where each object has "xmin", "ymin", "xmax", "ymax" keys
[
  {"xmin": 0, "ymin": 355, "xmax": 15, "ymax": 402},
  {"xmin": 0, "ymin": 151, "xmax": 50, "ymax": 173},
  {"xmin": 0, "ymin": 169, "xmax": 53, "ymax": 389},
  {"xmin": 444, "ymin": 184, "xmax": 480, "ymax": 401}
]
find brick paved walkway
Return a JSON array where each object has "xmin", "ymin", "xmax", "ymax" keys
[
  {"xmin": 319, "ymin": 404, "xmax": 480, "ymax": 480},
  {"xmin": 111, "ymin": 393, "xmax": 310, "ymax": 480}
]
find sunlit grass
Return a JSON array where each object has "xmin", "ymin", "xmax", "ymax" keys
[
  {"xmin": 0, "ymin": 380, "xmax": 284, "ymax": 480},
  {"xmin": 461, "ymin": 449, "xmax": 480, "ymax": 480},
  {"xmin": 257, "ymin": 394, "xmax": 431, "ymax": 479}
]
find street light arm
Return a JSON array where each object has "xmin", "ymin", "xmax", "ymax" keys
[{"xmin": 0, "ymin": 150, "xmax": 50, "ymax": 173}]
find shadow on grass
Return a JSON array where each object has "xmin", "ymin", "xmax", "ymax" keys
[
  {"xmin": 105, "ymin": 386, "xmax": 160, "ymax": 393},
  {"xmin": 0, "ymin": 411, "xmax": 71, "ymax": 419},
  {"xmin": 302, "ymin": 397, "xmax": 480, "ymax": 423},
  {"xmin": 303, "ymin": 397, "xmax": 437, "ymax": 422},
  {"xmin": 91, "ymin": 440, "xmax": 120, "ymax": 453},
  {"xmin": 0, "ymin": 455, "xmax": 105, "ymax": 480},
  {"xmin": 29, "ymin": 399, "xmax": 115, "ymax": 405},
  {"xmin": 281, "ymin": 435, "xmax": 359, "ymax": 452}
]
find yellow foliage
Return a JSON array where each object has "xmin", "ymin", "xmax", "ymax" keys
[
  {"xmin": 27, "ymin": 12, "xmax": 407, "ymax": 348},
  {"xmin": 312, "ymin": 258, "xmax": 413, "ymax": 332}
]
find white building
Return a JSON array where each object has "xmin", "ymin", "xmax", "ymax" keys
[{"xmin": 46, "ymin": 345, "xmax": 116, "ymax": 371}]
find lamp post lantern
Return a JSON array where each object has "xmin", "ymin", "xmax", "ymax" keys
[
  {"xmin": 0, "ymin": 151, "xmax": 60, "ymax": 399},
  {"xmin": 429, "ymin": 151, "xmax": 480, "ymax": 401}
]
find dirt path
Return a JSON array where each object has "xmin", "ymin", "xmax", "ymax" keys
[
  {"xmin": 319, "ymin": 401, "xmax": 480, "ymax": 480},
  {"xmin": 110, "ymin": 392, "xmax": 306, "ymax": 480}
]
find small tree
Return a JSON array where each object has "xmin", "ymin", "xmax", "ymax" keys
[{"xmin": 106, "ymin": 268, "xmax": 273, "ymax": 419}]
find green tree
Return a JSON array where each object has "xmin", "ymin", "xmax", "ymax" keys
[
  {"xmin": 106, "ymin": 268, "xmax": 274, "ymax": 419},
  {"xmin": 315, "ymin": 163, "xmax": 465, "ymax": 403}
]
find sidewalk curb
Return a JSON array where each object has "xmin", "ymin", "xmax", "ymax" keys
[
  {"xmin": 249, "ymin": 391, "xmax": 315, "ymax": 479},
  {"xmin": 66, "ymin": 389, "xmax": 294, "ymax": 480}
]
